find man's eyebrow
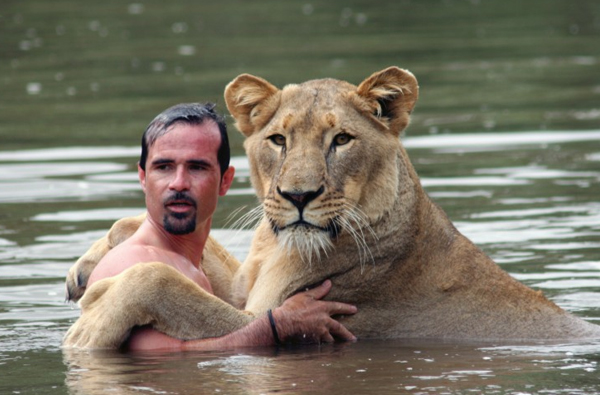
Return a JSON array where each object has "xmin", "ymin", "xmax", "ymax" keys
[
  {"xmin": 150, "ymin": 158, "xmax": 174, "ymax": 166},
  {"xmin": 187, "ymin": 159, "xmax": 212, "ymax": 167},
  {"xmin": 150, "ymin": 158, "xmax": 213, "ymax": 167}
]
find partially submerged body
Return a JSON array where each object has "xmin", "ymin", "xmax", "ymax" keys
[
  {"xmin": 85, "ymin": 217, "xmax": 215, "ymax": 351},
  {"xmin": 64, "ymin": 68, "xmax": 600, "ymax": 349},
  {"xmin": 63, "ymin": 107, "xmax": 357, "ymax": 350}
]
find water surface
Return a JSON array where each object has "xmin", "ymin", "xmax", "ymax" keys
[{"xmin": 1, "ymin": 0, "xmax": 599, "ymax": 393}]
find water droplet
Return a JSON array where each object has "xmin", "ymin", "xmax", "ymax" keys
[
  {"xmin": 88, "ymin": 20, "xmax": 101, "ymax": 32},
  {"xmin": 26, "ymin": 82, "xmax": 42, "ymax": 95},
  {"xmin": 355, "ymin": 13, "xmax": 367, "ymax": 26},
  {"xmin": 569, "ymin": 24, "xmax": 579, "ymax": 35},
  {"xmin": 19, "ymin": 40, "xmax": 32, "ymax": 51},
  {"xmin": 128, "ymin": 3, "xmax": 145, "ymax": 15},
  {"xmin": 172, "ymin": 22, "xmax": 188, "ymax": 34},
  {"xmin": 302, "ymin": 4, "xmax": 314, "ymax": 16},
  {"xmin": 152, "ymin": 62, "xmax": 166, "ymax": 72},
  {"xmin": 178, "ymin": 45, "xmax": 196, "ymax": 56}
]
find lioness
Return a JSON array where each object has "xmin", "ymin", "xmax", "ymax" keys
[{"xmin": 64, "ymin": 67, "xmax": 600, "ymax": 348}]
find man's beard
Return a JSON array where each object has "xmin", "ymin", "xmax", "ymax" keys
[
  {"xmin": 163, "ymin": 211, "xmax": 196, "ymax": 235},
  {"xmin": 163, "ymin": 192, "xmax": 197, "ymax": 235}
]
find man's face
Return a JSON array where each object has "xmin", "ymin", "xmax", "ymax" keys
[{"xmin": 138, "ymin": 121, "xmax": 233, "ymax": 235}]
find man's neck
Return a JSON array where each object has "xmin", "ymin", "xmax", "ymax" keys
[{"xmin": 142, "ymin": 216, "xmax": 211, "ymax": 268}]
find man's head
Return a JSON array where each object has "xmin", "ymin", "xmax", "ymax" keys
[
  {"xmin": 140, "ymin": 103, "xmax": 230, "ymax": 176},
  {"xmin": 138, "ymin": 103, "xmax": 235, "ymax": 236}
]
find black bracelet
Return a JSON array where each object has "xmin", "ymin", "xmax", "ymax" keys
[{"xmin": 267, "ymin": 309, "xmax": 282, "ymax": 345}]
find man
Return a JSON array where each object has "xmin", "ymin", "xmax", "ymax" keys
[{"xmin": 85, "ymin": 103, "xmax": 357, "ymax": 351}]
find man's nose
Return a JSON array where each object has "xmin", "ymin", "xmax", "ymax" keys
[{"xmin": 169, "ymin": 167, "xmax": 190, "ymax": 191}]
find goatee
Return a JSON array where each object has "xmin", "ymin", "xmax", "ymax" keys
[
  {"xmin": 163, "ymin": 212, "xmax": 196, "ymax": 235},
  {"xmin": 163, "ymin": 192, "xmax": 197, "ymax": 235}
]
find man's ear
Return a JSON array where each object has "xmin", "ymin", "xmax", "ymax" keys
[
  {"xmin": 219, "ymin": 166, "xmax": 235, "ymax": 196},
  {"xmin": 138, "ymin": 163, "xmax": 147, "ymax": 193}
]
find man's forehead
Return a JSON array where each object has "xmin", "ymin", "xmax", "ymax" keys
[
  {"xmin": 156, "ymin": 121, "xmax": 219, "ymax": 143},
  {"xmin": 149, "ymin": 121, "xmax": 220, "ymax": 157}
]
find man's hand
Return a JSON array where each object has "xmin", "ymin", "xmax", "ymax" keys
[{"xmin": 272, "ymin": 280, "xmax": 357, "ymax": 344}]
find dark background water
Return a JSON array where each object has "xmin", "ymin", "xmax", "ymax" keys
[
  {"xmin": 2, "ymin": 0, "xmax": 600, "ymax": 151},
  {"xmin": 1, "ymin": 0, "xmax": 600, "ymax": 393}
]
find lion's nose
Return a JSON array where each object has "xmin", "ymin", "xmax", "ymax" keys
[{"xmin": 277, "ymin": 186, "xmax": 324, "ymax": 211}]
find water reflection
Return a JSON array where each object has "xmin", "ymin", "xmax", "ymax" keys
[{"xmin": 61, "ymin": 339, "xmax": 600, "ymax": 394}]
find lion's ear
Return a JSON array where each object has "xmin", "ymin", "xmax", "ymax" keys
[
  {"xmin": 224, "ymin": 74, "xmax": 281, "ymax": 137},
  {"xmin": 355, "ymin": 66, "xmax": 419, "ymax": 135}
]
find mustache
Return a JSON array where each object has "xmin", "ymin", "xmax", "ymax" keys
[{"xmin": 163, "ymin": 191, "xmax": 197, "ymax": 208}]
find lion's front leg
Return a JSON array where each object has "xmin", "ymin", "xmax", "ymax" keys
[
  {"xmin": 63, "ymin": 261, "xmax": 254, "ymax": 349},
  {"xmin": 231, "ymin": 221, "xmax": 278, "ymax": 309},
  {"xmin": 65, "ymin": 213, "xmax": 146, "ymax": 302},
  {"xmin": 63, "ymin": 274, "xmax": 134, "ymax": 349}
]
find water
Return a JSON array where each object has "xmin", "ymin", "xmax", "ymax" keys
[
  {"xmin": 1, "ymin": 0, "xmax": 600, "ymax": 393},
  {"xmin": 1, "ymin": 132, "xmax": 599, "ymax": 394}
]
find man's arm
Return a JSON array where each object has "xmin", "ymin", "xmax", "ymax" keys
[
  {"xmin": 64, "ymin": 263, "xmax": 356, "ymax": 350},
  {"xmin": 126, "ymin": 280, "xmax": 357, "ymax": 351}
]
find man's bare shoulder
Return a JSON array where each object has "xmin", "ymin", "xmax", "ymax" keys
[{"xmin": 87, "ymin": 239, "xmax": 167, "ymax": 286}]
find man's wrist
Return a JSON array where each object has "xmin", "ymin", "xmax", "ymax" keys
[{"xmin": 267, "ymin": 309, "xmax": 282, "ymax": 345}]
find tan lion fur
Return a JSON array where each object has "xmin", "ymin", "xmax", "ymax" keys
[
  {"xmin": 64, "ymin": 67, "xmax": 600, "ymax": 348},
  {"xmin": 63, "ymin": 215, "xmax": 252, "ymax": 348},
  {"xmin": 226, "ymin": 67, "xmax": 599, "ymax": 339},
  {"xmin": 64, "ymin": 262, "xmax": 253, "ymax": 348}
]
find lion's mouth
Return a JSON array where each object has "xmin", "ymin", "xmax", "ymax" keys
[{"xmin": 270, "ymin": 218, "xmax": 341, "ymax": 238}]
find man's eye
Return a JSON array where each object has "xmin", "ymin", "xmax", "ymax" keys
[
  {"xmin": 333, "ymin": 133, "xmax": 353, "ymax": 146},
  {"xmin": 268, "ymin": 134, "xmax": 286, "ymax": 146}
]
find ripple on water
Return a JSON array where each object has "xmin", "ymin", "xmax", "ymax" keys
[
  {"xmin": 0, "ymin": 162, "xmax": 128, "ymax": 180},
  {"xmin": 0, "ymin": 179, "xmax": 141, "ymax": 203},
  {"xmin": 31, "ymin": 208, "xmax": 144, "ymax": 222},
  {"xmin": 0, "ymin": 146, "xmax": 139, "ymax": 161},
  {"xmin": 404, "ymin": 130, "xmax": 600, "ymax": 152}
]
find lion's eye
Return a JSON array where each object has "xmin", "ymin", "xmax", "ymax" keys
[
  {"xmin": 268, "ymin": 134, "xmax": 286, "ymax": 147},
  {"xmin": 333, "ymin": 133, "xmax": 353, "ymax": 146}
]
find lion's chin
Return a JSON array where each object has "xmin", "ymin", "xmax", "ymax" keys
[{"xmin": 276, "ymin": 226, "xmax": 334, "ymax": 265}]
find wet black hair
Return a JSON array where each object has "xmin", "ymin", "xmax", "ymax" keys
[{"xmin": 139, "ymin": 102, "xmax": 230, "ymax": 176}]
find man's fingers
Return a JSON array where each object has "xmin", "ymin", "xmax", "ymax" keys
[
  {"xmin": 322, "ymin": 333, "xmax": 335, "ymax": 343},
  {"xmin": 304, "ymin": 279, "xmax": 332, "ymax": 300},
  {"xmin": 328, "ymin": 319, "xmax": 356, "ymax": 342},
  {"xmin": 324, "ymin": 301, "xmax": 357, "ymax": 316}
]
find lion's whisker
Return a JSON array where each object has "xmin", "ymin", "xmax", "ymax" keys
[
  {"xmin": 337, "ymin": 204, "xmax": 377, "ymax": 271},
  {"xmin": 220, "ymin": 205, "xmax": 264, "ymax": 261},
  {"xmin": 337, "ymin": 214, "xmax": 373, "ymax": 273},
  {"xmin": 223, "ymin": 205, "xmax": 251, "ymax": 228},
  {"xmin": 345, "ymin": 203, "xmax": 379, "ymax": 241},
  {"xmin": 277, "ymin": 227, "xmax": 333, "ymax": 268},
  {"xmin": 230, "ymin": 205, "xmax": 264, "ymax": 231}
]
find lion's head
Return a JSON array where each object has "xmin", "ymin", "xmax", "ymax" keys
[{"xmin": 225, "ymin": 67, "xmax": 419, "ymax": 263}]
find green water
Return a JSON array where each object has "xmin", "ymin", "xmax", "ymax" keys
[
  {"xmin": 1, "ymin": 0, "xmax": 600, "ymax": 393},
  {"xmin": 2, "ymin": 0, "xmax": 600, "ymax": 151}
]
